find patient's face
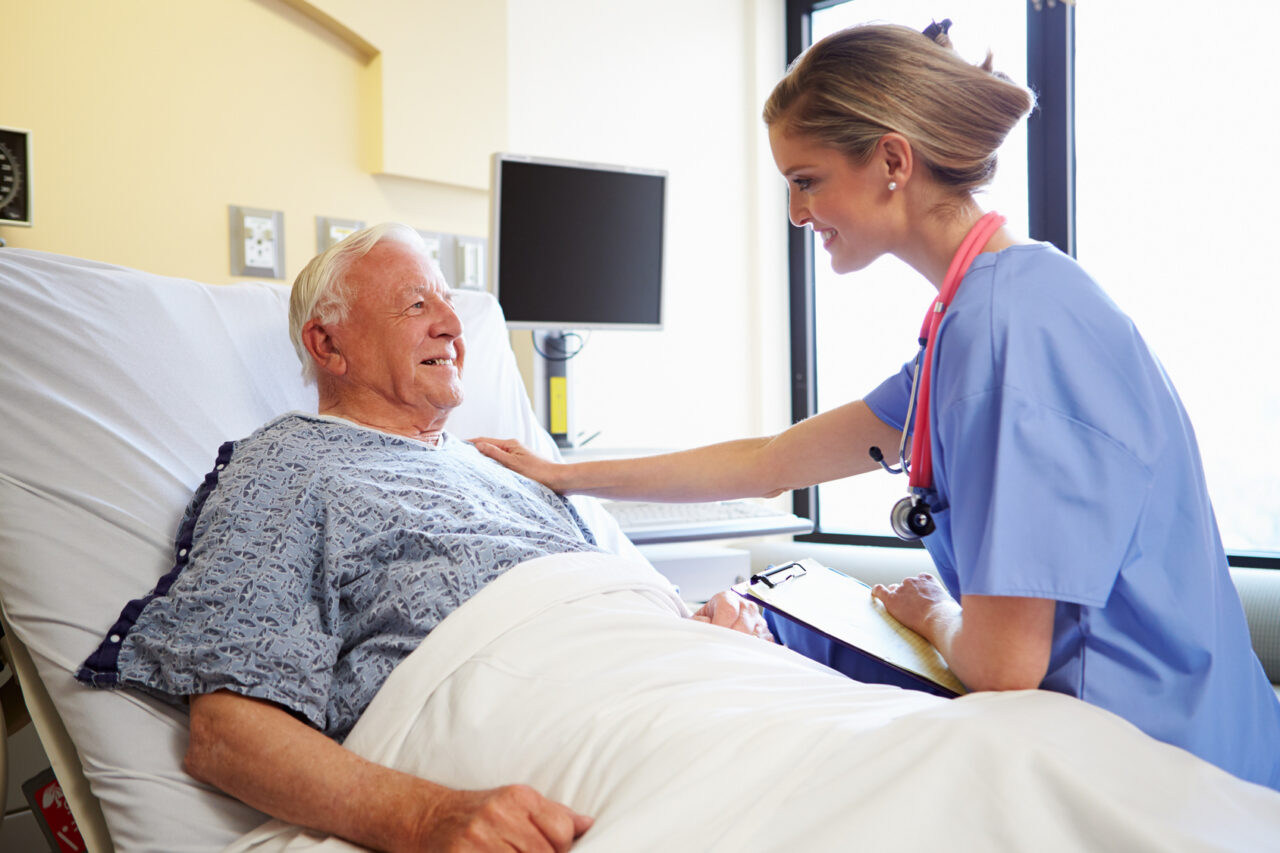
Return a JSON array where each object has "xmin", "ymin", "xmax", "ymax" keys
[{"xmin": 328, "ymin": 240, "xmax": 466, "ymax": 427}]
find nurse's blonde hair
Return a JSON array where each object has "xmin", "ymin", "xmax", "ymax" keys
[
  {"xmin": 289, "ymin": 222, "xmax": 437, "ymax": 383},
  {"xmin": 763, "ymin": 22, "xmax": 1034, "ymax": 193}
]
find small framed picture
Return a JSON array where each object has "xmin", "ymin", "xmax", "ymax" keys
[{"xmin": 0, "ymin": 126, "xmax": 32, "ymax": 227}]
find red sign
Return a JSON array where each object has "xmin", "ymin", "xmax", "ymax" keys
[{"xmin": 23, "ymin": 770, "xmax": 86, "ymax": 852}]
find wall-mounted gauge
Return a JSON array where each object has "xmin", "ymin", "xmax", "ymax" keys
[{"xmin": 0, "ymin": 127, "xmax": 32, "ymax": 227}]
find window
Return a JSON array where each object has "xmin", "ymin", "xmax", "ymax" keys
[
  {"xmin": 1074, "ymin": 2, "xmax": 1280, "ymax": 560},
  {"xmin": 785, "ymin": 1, "xmax": 1279, "ymax": 566}
]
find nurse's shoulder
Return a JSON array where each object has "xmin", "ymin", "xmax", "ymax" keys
[
  {"xmin": 991, "ymin": 242, "xmax": 1119, "ymax": 323},
  {"xmin": 985, "ymin": 243, "xmax": 1172, "ymax": 457}
]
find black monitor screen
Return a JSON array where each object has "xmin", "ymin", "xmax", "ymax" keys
[{"xmin": 492, "ymin": 155, "xmax": 665, "ymax": 329}]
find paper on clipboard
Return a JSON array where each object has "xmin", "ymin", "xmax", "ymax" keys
[{"xmin": 734, "ymin": 558, "xmax": 966, "ymax": 696}]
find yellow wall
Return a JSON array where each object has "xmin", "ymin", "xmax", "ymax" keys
[{"xmin": 0, "ymin": 0, "xmax": 495, "ymax": 282}]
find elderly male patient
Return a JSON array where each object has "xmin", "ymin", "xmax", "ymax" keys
[{"xmin": 77, "ymin": 223, "xmax": 767, "ymax": 852}]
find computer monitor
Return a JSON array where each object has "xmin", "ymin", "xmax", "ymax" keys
[
  {"xmin": 490, "ymin": 153, "xmax": 667, "ymax": 448},
  {"xmin": 490, "ymin": 153, "xmax": 666, "ymax": 331}
]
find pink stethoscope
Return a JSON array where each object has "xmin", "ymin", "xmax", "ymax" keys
[{"xmin": 869, "ymin": 211, "xmax": 1006, "ymax": 540}]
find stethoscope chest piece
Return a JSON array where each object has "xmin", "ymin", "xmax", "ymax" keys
[{"xmin": 890, "ymin": 495, "xmax": 936, "ymax": 541}]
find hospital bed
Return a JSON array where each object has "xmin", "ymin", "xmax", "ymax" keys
[{"xmin": 2, "ymin": 247, "xmax": 1279, "ymax": 852}]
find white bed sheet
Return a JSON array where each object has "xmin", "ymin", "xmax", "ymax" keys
[{"xmin": 227, "ymin": 551, "xmax": 1280, "ymax": 853}]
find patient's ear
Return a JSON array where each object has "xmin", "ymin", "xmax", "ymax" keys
[{"xmin": 301, "ymin": 319, "xmax": 348, "ymax": 377}]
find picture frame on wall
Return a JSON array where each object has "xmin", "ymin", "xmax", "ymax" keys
[{"xmin": 0, "ymin": 126, "xmax": 32, "ymax": 227}]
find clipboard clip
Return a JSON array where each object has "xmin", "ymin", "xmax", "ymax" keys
[{"xmin": 750, "ymin": 561, "xmax": 807, "ymax": 589}]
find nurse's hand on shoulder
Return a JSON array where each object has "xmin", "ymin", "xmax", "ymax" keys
[
  {"xmin": 872, "ymin": 573, "xmax": 959, "ymax": 639},
  {"xmin": 472, "ymin": 437, "xmax": 564, "ymax": 492},
  {"xmin": 691, "ymin": 592, "xmax": 775, "ymax": 642}
]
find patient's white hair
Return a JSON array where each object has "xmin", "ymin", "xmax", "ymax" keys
[{"xmin": 289, "ymin": 222, "xmax": 437, "ymax": 383}]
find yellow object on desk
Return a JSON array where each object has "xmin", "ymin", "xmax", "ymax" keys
[{"xmin": 734, "ymin": 558, "xmax": 967, "ymax": 696}]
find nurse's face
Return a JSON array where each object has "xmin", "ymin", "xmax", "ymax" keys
[{"xmin": 769, "ymin": 126, "xmax": 894, "ymax": 274}]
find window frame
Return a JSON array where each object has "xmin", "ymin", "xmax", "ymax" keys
[{"xmin": 782, "ymin": 0, "xmax": 1277, "ymax": 569}]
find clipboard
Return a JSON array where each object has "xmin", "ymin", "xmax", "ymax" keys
[{"xmin": 734, "ymin": 558, "xmax": 966, "ymax": 697}]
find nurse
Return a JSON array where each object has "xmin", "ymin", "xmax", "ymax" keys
[{"xmin": 475, "ymin": 22, "xmax": 1280, "ymax": 790}]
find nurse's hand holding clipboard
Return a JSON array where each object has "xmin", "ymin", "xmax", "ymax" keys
[{"xmin": 871, "ymin": 574, "xmax": 1054, "ymax": 693}]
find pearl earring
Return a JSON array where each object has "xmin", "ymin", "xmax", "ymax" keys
[{"xmin": 888, "ymin": 181, "xmax": 898, "ymax": 191}]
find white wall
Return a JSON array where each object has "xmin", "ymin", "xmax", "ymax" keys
[{"xmin": 505, "ymin": 0, "xmax": 791, "ymax": 450}]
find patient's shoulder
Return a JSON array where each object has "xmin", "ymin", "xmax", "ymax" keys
[{"xmin": 187, "ymin": 414, "xmax": 340, "ymax": 517}]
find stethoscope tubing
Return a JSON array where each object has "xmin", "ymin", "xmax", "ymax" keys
[
  {"xmin": 906, "ymin": 211, "xmax": 1007, "ymax": 494},
  {"xmin": 867, "ymin": 211, "xmax": 1007, "ymax": 539}
]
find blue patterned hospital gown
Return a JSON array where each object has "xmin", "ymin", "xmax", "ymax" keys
[{"xmin": 78, "ymin": 413, "xmax": 600, "ymax": 741}]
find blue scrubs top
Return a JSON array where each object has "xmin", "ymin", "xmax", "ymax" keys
[{"xmin": 863, "ymin": 243, "xmax": 1280, "ymax": 790}]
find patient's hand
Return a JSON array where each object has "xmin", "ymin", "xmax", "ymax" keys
[
  {"xmin": 691, "ymin": 592, "xmax": 774, "ymax": 642},
  {"xmin": 472, "ymin": 437, "xmax": 565, "ymax": 492},
  {"xmin": 417, "ymin": 785, "xmax": 593, "ymax": 853}
]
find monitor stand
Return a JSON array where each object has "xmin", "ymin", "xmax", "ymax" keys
[{"xmin": 534, "ymin": 330, "xmax": 579, "ymax": 449}]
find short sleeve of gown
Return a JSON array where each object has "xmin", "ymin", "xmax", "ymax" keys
[
  {"xmin": 99, "ymin": 440, "xmax": 342, "ymax": 732},
  {"xmin": 937, "ymin": 385, "xmax": 1153, "ymax": 607},
  {"xmin": 863, "ymin": 358, "xmax": 915, "ymax": 433}
]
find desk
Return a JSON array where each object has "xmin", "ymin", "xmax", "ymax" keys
[{"xmin": 601, "ymin": 499, "xmax": 813, "ymax": 546}]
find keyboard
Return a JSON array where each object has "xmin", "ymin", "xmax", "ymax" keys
[{"xmin": 601, "ymin": 498, "xmax": 813, "ymax": 545}]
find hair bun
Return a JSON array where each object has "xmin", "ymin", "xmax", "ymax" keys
[
  {"xmin": 922, "ymin": 18, "xmax": 953, "ymax": 48},
  {"xmin": 762, "ymin": 23, "xmax": 1036, "ymax": 195}
]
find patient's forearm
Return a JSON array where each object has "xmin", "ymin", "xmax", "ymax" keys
[
  {"xmin": 186, "ymin": 691, "xmax": 436, "ymax": 850},
  {"xmin": 186, "ymin": 691, "xmax": 592, "ymax": 852}
]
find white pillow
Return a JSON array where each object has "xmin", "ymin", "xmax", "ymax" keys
[{"xmin": 0, "ymin": 248, "xmax": 634, "ymax": 851}]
